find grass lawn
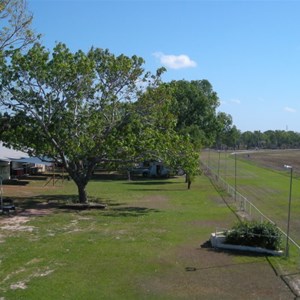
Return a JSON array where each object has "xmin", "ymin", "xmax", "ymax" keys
[{"xmin": 0, "ymin": 173, "xmax": 297, "ymax": 299}]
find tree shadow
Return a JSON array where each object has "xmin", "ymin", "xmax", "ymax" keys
[
  {"xmin": 2, "ymin": 179, "xmax": 29, "ymax": 186},
  {"xmin": 2, "ymin": 183, "xmax": 159, "ymax": 217},
  {"xmin": 124, "ymin": 180, "xmax": 185, "ymax": 191},
  {"xmin": 19, "ymin": 174, "xmax": 49, "ymax": 181},
  {"xmin": 124, "ymin": 180, "xmax": 177, "ymax": 186},
  {"xmin": 3, "ymin": 194, "xmax": 138, "ymax": 217},
  {"xmin": 90, "ymin": 172, "xmax": 127, "ymax": 181},
  {"xmin": 102, "ymin": 206, "xmax": 160, "ymax": 217},
  {"xmin": 3, "ymin": 174, "xmax": 50, "ymax": 186},
  {"xmin": 128, "ymin": 188, "xmax": 186, "ymax": 192},
  {"xmin": 18, "ymin": 194, "xmax": 78, "ymax": 207}
]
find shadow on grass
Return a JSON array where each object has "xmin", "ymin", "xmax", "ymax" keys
[
  {"xmin": 124, "ymin": 179, "xmax": 186, "ymax": 192},
  {"xmin": 6, "ymin": 195, "xmax": 77, "ymax": 216},
  {"xmin": 205, "ymin": 173, "xmax": 242, "ymax": 222},
  {"xmin": 20, "ymin": 175, "xmax": 49, "ymax": 181},
  {"xmin": 185, "ymin": 258, "xmax": 266, "ymax": 273},
  {"xmin": 5, "ymin": 194, "xmax": 157, "ymax": 218},
  {"xmin": 5, "ymin": 194, "xmax": 107, "ymax": 216},
  {"xmin": 183, "ymin": 240, "xmax": 270, "ymax": 273},
  {"xmin": 128, "ymin": 188, "xmax": 186, "ymax": 192},
  {"xmin": 124, "ymin": 179, "xmax": 177, "ymax": 185},
  {"xmin": 3, "ymin": 174, "xmax": 50, "ymax": 186},
  {"xmin": 2, "ymin": 179, "xmax": 29, "ymax": 186},
  {"xmin": 102, "ymin": 206, "xmax": 160, "ymax": 217},
  {"xmin": 90, "ymin": 172, "xmax": 127, "ymax": 181}
]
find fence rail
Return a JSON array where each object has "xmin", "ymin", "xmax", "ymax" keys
[{"xmin": 201, "ymin": 161, "xmax": 300, "ymax": 252}]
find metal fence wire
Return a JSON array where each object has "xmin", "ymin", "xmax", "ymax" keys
[{"xmin": 201, "ymin": 161, "xmax": 300, "ymax": 252}]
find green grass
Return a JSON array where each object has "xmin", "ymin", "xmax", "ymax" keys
[
  {"xmin": 202, "ymin": 150, "xmax": 300, "ymax": 268},
  {"xmin": 1, "ymin": 175, "xmax": 239, "ymax": 299}
]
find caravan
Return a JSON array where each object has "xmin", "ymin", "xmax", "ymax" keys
[{"xmin": 130, "ymin": 160, "xmax": 170, "ymax": 178}]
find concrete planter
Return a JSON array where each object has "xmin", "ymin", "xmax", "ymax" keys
[{"xmin": 210, "ymin": 232, "xmax": 283, "ymax": 256}]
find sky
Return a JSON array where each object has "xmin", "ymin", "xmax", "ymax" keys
[{"xmin": 27, "ymin": 0, "xmax": 300, "ymax": 133}]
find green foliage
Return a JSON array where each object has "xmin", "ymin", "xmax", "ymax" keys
[
  {"xmin": 215, "ymin": 112, "xmax": 239, "ymax": 149},
  {"xmin": 164, "ymin": 79, "xmax": 233, "ymax": 148},
  {"xmin": 0, "ymin": 42, "xmax": 200, "ymax": 201},
  {"xmin": 238, "ymin": 130, "xmax": 300, "ymax": 150},
  {"xmin": 225, "ymin": 221, "xmax": 282, "ymax": 250},
  {"xmin": 0, "ymin": 0, "xmax": 37, "ymax": 51},
  {"xmin": 0, "ymin": 43, "xmax": 161, "ymax": 202}
]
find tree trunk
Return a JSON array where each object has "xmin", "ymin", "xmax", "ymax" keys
[
  {"xmin": 187, "ymin": 179, "xmax": 192, "ymax": 189},
  {"xmin": 77, "ymin": 183, "xmax": 88, "ymax": 203},
  {"xmin": 70, "ymin": 175, "xmax": 88, "ymax": 203},
  {"xmin": 186, "ymin": 173, "xmax": 192, "ymax": 189},
  {"xmin": 64, "ymin": 159, "xmax": 96, "ymax": 203}
]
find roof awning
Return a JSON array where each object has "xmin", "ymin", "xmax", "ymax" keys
[
  {"xmin": 0, "ymin": 143, "xmax": 52, "ymax": 165},
  {"xmin": 9, "ymin": 157, "xmax": 53, "ymax": 166}
]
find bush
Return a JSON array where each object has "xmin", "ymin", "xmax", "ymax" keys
[{"xmin": 224, "ymin": 221, "xmax": 282, "ymax": 250}]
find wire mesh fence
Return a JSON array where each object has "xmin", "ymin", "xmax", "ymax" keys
[{"xmin": 201, "ymin": 157, "xmax": 300, "ymax": 253}]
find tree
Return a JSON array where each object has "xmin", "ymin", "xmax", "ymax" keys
[
  {"xmin": 240, "ymin": 131, "xmax": 255, "ymax": 149},
  {"xmin": 165, "ymin": 80, "xmax": 227, "ymax": 148},
  {"xmin": 236, "ymin": 130, "xmax": 300, "ymax": 150},
  {"xmin": 224, "ymin": 125, "xmax": 241, "ymax": 149},
  {"xmin": 0, "ymin": 0, "xmax": 37, "ymax": 51},
  {"xmin": 214, "ymin": 112, "xmax": 234, "ymax": 149},
  {"xmin": 108, "ymin": 83, "xmax": 200, "ymax": 187},
  {"xmin": 0, "ymin": 43, "xmax": 199, "ymax": 201}
]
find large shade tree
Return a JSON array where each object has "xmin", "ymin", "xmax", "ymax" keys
[
  {"xmin": 214, "ymin": 112, "xmax": 238, "ymax": 149},
  {"xmin": 132, "ymin": 85, "xmax": 200, "ymax": 180},
  {"xmin": 0, "ymin": 0, "xmax": 37, "ymax": 134},
  {"xmin": 0, "ymin": 0, "xmax": 37, "ymax": 51},
  {"xmin": 0, "ymin": 43, "xmax": 199, "ymax": 201},
  {"xmin": 165, "ymin": 80, "xmax": 228, "ymax": 148}
]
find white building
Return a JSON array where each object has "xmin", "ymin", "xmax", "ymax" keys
[{"xmin": 0, "ymin": 143, "xmax": 49, "ymax": 180}]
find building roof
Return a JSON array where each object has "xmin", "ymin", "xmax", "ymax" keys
[
  {"xmin": 0, "ymin": 142, "xmax": 28, "ymax": 161},
  {"xmin": 0, "ymin": 143, "xmax": 52, "ymax": 165}
]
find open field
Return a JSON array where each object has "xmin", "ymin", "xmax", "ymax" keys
[
  {"xmin": 201, "ymin": 149, "xmax": 300, "ymax": 262},
  {"xmin": 0, "ymin": 174, "xmax": 297, "ymax": 299},
  {"xmin": 243, "ymin": 149, "xmax": 300, "ymax": 174}
]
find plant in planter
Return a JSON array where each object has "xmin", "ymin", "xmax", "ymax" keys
[{"xmin": 224, "ymin": 221, "xmax": 282, "ymax": 251}]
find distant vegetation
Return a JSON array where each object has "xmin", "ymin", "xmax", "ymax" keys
[{"xmin": 216, "ymin": 129, "xmax": 300, "ymax": 150}]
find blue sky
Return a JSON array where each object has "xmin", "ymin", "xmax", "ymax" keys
[{"xmin": 28, "ymin": 0, "xmax": 300, "ymax": 133}]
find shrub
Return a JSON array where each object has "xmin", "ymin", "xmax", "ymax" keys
[{"xmin": 224, "ymin": 221, "xmax": 282, "ymax": 250}]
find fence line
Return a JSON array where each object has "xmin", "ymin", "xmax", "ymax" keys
[{"xmin": 201, "ymin": 161, "xmax": 300, "ymax": 251}]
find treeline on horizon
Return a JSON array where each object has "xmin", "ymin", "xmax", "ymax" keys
[{"xmin": 217, "ymin": 129, "xmax": 300, "ymax": 150}]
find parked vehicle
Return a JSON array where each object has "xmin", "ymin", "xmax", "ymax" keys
[{"xmin": 130, "ymin": 160, "xmax": 170, "ymax": 178}]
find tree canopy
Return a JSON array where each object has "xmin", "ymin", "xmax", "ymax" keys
[
  {"xmin": 164, "ymin": 79, "xmax": 233, "ymax": 149},
  {"xmin": 0, "ymin": 0, "xmax": 37, "ymax": 51},
  {"xmin": 236, "ymin": 130, "xmax": 300, "ymax": 150},
  {"xmin": 0, "ymin": 43, "xmax": 199, "ymax": 202}
]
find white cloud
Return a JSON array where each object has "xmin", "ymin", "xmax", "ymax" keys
[
  {"xmin": 284, "ymin": 106, "xmax": 297, "ymax": 113},
  {"xmin": 153, "ymin": 52, "xmax": 197, "ymax": 69}
]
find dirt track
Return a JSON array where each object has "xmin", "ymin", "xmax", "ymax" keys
[{"xmin": 239, "ymin": 149, "xmax": 300, "ymax": 175}]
